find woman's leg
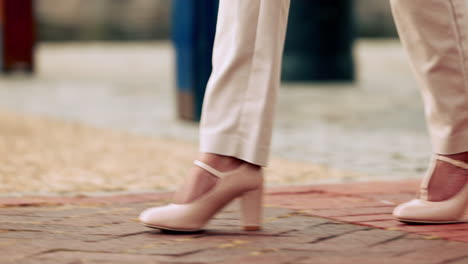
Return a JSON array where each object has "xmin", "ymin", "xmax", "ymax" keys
[
  {"xmin": 390, "ymin": 0, "xmax": 468, "ymax": 201},
  {"xmin": 200, "ymin": 0, "xmax": 291, "ymax": 167},
  {"xmin": 174, "ymin": 0, "xmax": 291, "ymax": 203}
]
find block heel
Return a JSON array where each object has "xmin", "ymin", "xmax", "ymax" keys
[{"xmin": 240, "ymin": 187, "xmax": 263, "ymax": 231}]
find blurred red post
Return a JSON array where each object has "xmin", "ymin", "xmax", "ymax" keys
[{"xmin": 0, "ymin": 0, "xmax": 35, "ymax": 73}]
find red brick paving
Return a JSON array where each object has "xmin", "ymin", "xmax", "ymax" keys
[
  {"xmin": 266, "ymin": 180, "xmax": 468, "ymax": 241},
  {"xmin": 0, "ymin": 192, "xmax": 171, "ymax": 207},
  {"xmin": 2, "ymin": 180, "xmax": 468, "ymax": 263}
]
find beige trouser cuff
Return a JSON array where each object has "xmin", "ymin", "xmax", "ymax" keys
[
  {"xmin": 433, "ymin": 131, "xmax": 468, "ymax": 155},
  {"xmin": 200, "ymin": 133, "xmax": 270, "ymax": 166}
]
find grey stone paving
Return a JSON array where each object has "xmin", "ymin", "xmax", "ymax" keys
[{"xmin": 0, "ymin": 40, "xmax": 430, "ymax": 182}]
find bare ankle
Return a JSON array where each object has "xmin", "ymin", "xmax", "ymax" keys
[{"xmin": 199, "ymin": 153, "xmax": 257, "ymax": 172}]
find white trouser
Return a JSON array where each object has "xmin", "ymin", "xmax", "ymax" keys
[
  {"xmin": 391, "ymin": 0, "xmax": 468, "ymax": 156},
  {"xmin": 200, "ymin": 0, "xmax": 468, "ymax": 166}
]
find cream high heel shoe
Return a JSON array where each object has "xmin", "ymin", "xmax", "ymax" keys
[
  {"xmin": 393, "ymin": 155, "xmax": 468, "ymax": 224},
  {"xmin": 139, "ymin": 160, "xmax": 263, "ymax": 232}
]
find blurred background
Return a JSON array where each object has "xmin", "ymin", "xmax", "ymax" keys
[
  {"xmin": 36, "ymin": 0, "xmax": 396, "ymax": 41},
  {"xmin": 0, "ymin": 0, "xmax": 429, "ymax": 196}
]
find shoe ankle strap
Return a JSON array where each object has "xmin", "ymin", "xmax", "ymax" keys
[
  {"xmin": 193, "ymin": 160, "xmax": 225, "ymax": 178},
  {"xmin": 436, "ymin": 155, "xmax": 468, "ymax": 170}
]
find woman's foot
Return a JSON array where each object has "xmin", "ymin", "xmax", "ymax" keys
[
  {"xmin": 172, "ymin": 153, "xmax": 252, "ymax": 204},
  {"xmin": 139, "ymin": 155, "xmax": 264, "ymax": 231},
  {"xmin": 425, "ymin": 152, "xmax": 468, "ymax": 201},
  {"xmin": 393, "ymin": 152, "xmax": 468, "ymax": 223}
]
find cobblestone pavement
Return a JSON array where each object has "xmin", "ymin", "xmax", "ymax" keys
[
  {"xmin": 2, "ymin": 181, "xmax": 468, "ymax": 264},
  {"xmin": 0, "ymin": 40, "xmax": 431, "ymax": 182},
  {"xmin": 0, "ymin": 110, "xmax": 354, "ymax": 195}
]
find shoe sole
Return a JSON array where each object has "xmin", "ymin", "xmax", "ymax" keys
[
  {"xmin": 142, "ymin": 223, "xmax": 261, "ymax": 232},
  {"xmin": 396, "ymin": 218, "xmax": 464, "ymax": 224},
  {"xmin": 142, "ymin": 223, "xmax": 202, "ymax": 232}
]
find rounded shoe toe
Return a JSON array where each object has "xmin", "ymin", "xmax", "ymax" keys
[
  {"xmin": 139, "ymin": 207, "xmax": 163, "ymax": 224},
  {"xmin": 393, "ymin": 199, "xmax": 463, "ymax": 223},
  {"xmin": 393, "ymin": 199, "xmax": 420, "ymax": 220}
]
